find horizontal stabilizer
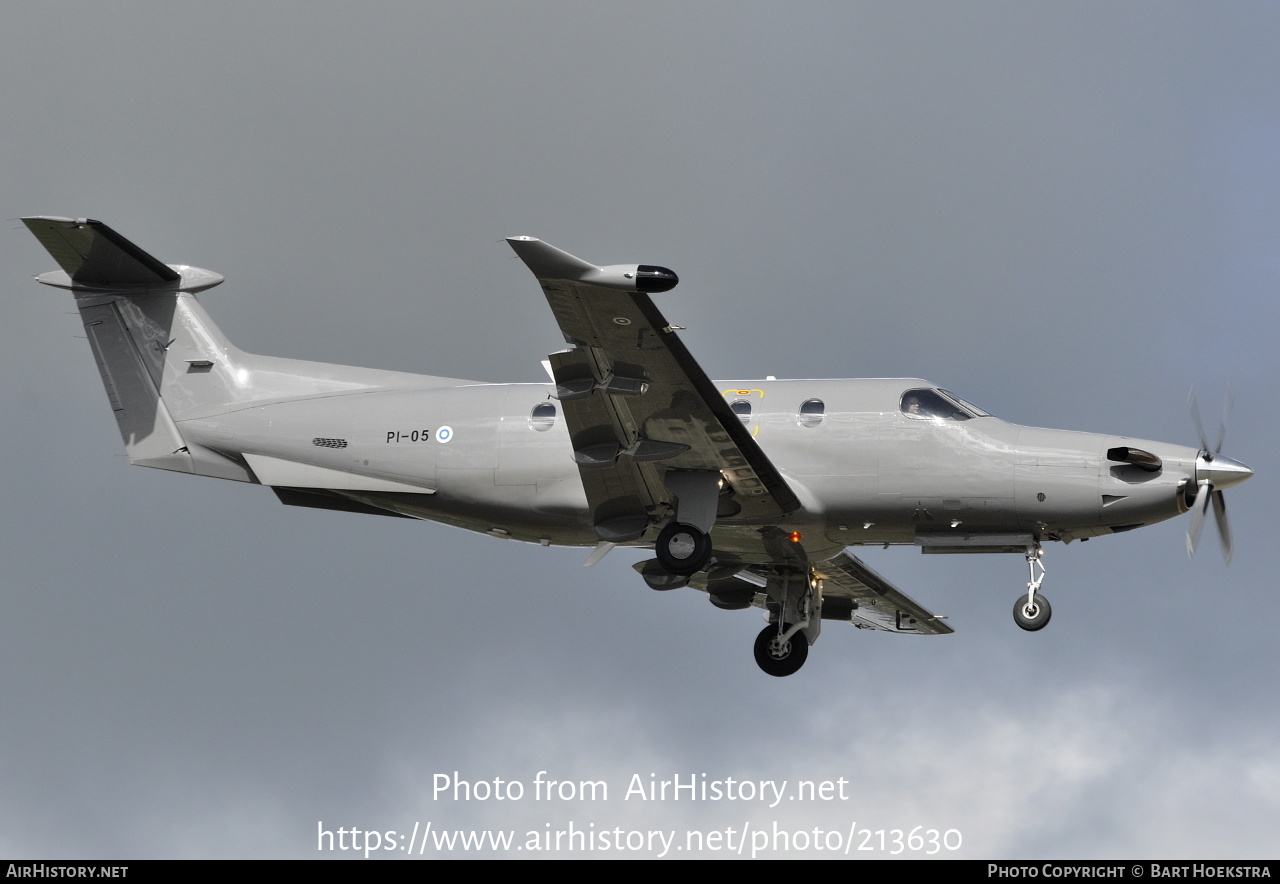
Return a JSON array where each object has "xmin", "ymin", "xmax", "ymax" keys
[
  {"xmin": 23, "ymin": 217, "xmax": 179, "ymax": 286},
  {"xmin": 23, "ymin": 216, "xmax": 224, "ymax": 293}
]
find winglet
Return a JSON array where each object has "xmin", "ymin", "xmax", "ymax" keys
[
  {"xmin": 506, "ymin": 237, "xmax": 599, "ymax": 280},
  {"xmin": 506, "ymin": 236, "xmax": 678, "ymax": 293}
]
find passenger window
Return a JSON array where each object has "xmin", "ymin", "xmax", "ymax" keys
[
  {"xmin": 530, "ymin": 402, "xmax": 557, "ymax": 431},
  {"xmin": 798, "ymin": 399, "xmax": 824, "ymax": 427},
  {"xmin": 731, "ymin": 400, "xmax": 752, "ymax": 424}
]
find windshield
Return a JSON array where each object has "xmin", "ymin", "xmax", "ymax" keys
[
  {"xmin": 939, "ymin": 389, "xmax": 992, "ymax": 417},
  {"xmin": 900, "ymin": 388, "xmax": 992, "ymax": 420}
]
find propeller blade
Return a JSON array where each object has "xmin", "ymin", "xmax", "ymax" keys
[
  {"xmin": 1213, "ymin": 384, "xmax": 1234, "ymax": 456},
  {"xmin": 1186, "ymin": 480, "xmax": 1211, "ymax": 559},
  {"xmin": 1187, "ymin": 387, "xmax": 1244, "ymax": 563},
  {"xmin": 1189, "ymin": 388, "xmax": 1210, "ymax": 454},
  {"xmin": 1212, "ymin": 489, "xmax": 1233, "ymax": 564}
]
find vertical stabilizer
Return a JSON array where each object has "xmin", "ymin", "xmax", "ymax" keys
[
  {"xmin": 25, "ymin": 217, "xmax": 471, "ymax": 484},
  {"xmin": 24, "ymin": 217, "xmax": 251, "ymax": 481}
]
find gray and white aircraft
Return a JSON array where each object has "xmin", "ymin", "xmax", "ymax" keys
[{"xmin": 24, "ymin": 217, "xmax": 1253, "ymax": 676}]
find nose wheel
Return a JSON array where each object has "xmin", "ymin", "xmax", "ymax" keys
[
  {"xmin": 1013, "ymin": 544, "xmax": 1051, "ymax": 631},
  {"xmin": 753, "ymin": 623, "xmax": 809, "ymax": 677},
  {"xmin": 1013, "ymin": 592, "xmax": 1052, "ymax": 631}
]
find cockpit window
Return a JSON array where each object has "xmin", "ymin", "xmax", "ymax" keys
[
  {"xmin": 939, "ymin": 389, "xmax": 992, "ymax": 417},
  {"xmin": 900, "ymin": 388, "xmax": 981, "ymax": 421}
]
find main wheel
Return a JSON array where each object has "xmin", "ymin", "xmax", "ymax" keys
[
  {"xmin": 754, "ymin": 624, "xmax": 809, "ymax": 677},
  {"xmin": 1013, "ymin": 592, "xmax": 1052, "ymax": 631},
  {"xmin": 655, "ymin": 522, "xmax": 712, "ymax": 575}
]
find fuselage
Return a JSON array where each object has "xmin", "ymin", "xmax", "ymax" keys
[
  {"xmin": 181, "ymin": 375, "xmax": 1202, "ymax": 563},
  {"xmin": 24, "ymin": 217, "xmax": 1253, "ymax": 673}
]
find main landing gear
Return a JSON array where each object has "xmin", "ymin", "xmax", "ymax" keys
[
  {"xmin": 752, "ymin": 567, "xmax": 818, "ymax": 677},
  {"xmin": 655, "ymin": 521, "xmax": 713, "ymax": 575},
  {"xmin": 754, "ymin": 623, "xmax": 809, "ymax": 677},
  {"xmin": 1013, "ymin": 544, "xmax": 1051, "ymax": 631}
]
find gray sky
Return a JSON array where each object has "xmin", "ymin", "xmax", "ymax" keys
[{"xmin": 2, "ymin": 2, "xmax": 1277, "ymax": 859}]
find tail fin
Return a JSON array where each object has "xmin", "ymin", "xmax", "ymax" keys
[
  {"xmin": 26, "ymin": 217, "xmax": 466, "ymax": 484},
  {"xmin": 23, "ymin": 217, "xmax": 251, "ymax": 481}
]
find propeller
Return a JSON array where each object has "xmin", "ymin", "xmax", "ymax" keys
[{"xmin": 1186, "ymin": 386, "xmax": 1251, "ymax": 563}]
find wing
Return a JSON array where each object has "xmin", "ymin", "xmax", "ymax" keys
[
  {"xmin": 815, "ymin": 551, "xmax": 954, "ymax": 634},
  {"xmin": 649, "ymin": 550, "xmax": 953, "ymax": 635},
  {"xmin": 507, "ymin": 237, "xmax": 799, "ymax": 542}
]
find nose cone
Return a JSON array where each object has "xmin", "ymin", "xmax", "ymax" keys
[{"xmin": 1197, "ymin": 454, "xmax": 1254, "ymax": 491}]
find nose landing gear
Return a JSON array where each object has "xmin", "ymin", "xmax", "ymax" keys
[
  {"xmin": 1013, "ymin": 592, "xmax": 1051, "ymax": 630},
  {"xmin": 1013, "ymin": 544, "xmax": 1052, "ymax": 631}
]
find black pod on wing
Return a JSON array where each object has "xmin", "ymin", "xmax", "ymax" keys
[{"xmin": 634, "ymin": 264, "xmax": 679, "ymax": 293}]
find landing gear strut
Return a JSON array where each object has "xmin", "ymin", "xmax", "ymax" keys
[
  {"xmin": 655, "ymin": 521, "xmax": 712, "ymax": 575},
  {"xmin": 1013, "ymin": 544, "xmax": 1051, "ymax": 631},
  {"xmin": 752, "ymin": 567, "xmax": 818, "ymax": 676},
  {"xmin": 754, "ymin": 623, "xmax": 809, "ymax": 677}
]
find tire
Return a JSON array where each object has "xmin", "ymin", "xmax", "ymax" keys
[
  {"xmin": 655, "ymin": 522, "xmax": 712, "ymax": 575},
  {"xmin": 753, "ymin": 624, "xmax": 809, "ymax": 677},
  {"xmin": 1013, "ymin": 592, "xmax": 1052, "ymax": 631}
]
